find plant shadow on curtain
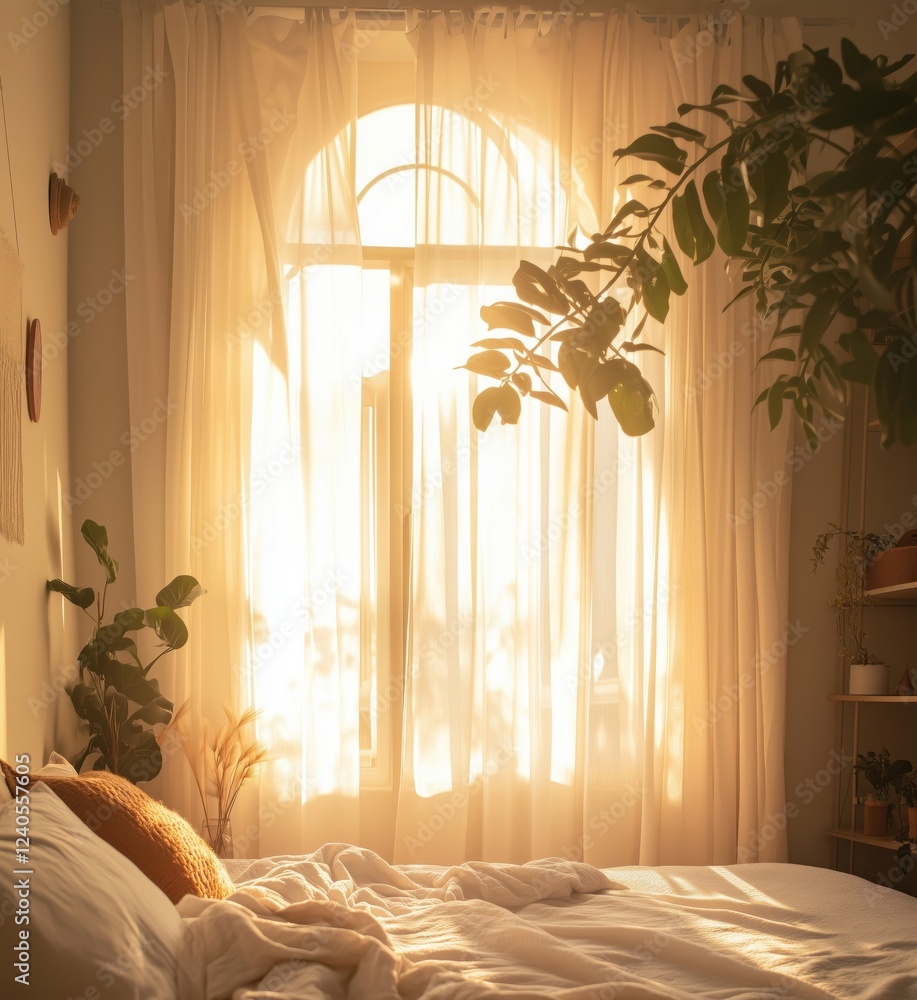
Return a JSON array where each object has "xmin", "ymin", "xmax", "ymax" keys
[{"xmin": 122, "ymin": 4, "xmax": 800, "ymax": 866}]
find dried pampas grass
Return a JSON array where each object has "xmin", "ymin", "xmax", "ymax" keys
[{"xmin": 164, "ymin": 702, "xmax": 269, "ymax": 853}]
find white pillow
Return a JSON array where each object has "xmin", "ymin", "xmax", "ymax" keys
[
  {"xmin": 0, "ymin": 782, "xmax": 182, "ymax": 998},
  {"xmin": 0, "ymin": 753, "xmax": 76, "ymax": 805},
  {"xmin": 34, "ymin": 751, "xmax": 78, "ymax": 777}
]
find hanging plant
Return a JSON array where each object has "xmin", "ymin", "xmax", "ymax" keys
[{"xmin": 466, "ymin": 39, "xmax": 917, "ymax": 448}]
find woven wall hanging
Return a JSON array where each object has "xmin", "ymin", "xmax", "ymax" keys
[{"xmin": 0, "ymin": 72, "xmax": 23, "ymax": 546}]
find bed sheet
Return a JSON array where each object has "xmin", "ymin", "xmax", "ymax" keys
[{"xmin": 173, "ymin": 845, "xmax": 917, "ymax": 1000}]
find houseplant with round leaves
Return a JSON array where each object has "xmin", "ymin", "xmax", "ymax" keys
[{"xmin": 48, "ymin": 519, "xmax": 205, "ymax": 784}]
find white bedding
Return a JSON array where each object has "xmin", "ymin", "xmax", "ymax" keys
[{"xmin": 173, "ymin": 844, "xmax": 917, "ymax": 999}]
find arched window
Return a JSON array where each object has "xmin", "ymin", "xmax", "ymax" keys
[{"xmin": 249, "ymin": 82, "xmax": 594, "ymax": 803}]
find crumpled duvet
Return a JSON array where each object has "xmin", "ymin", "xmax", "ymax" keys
[{"xmin": 175, "ymin": 844, "xmax": 917, "ymax": 1000}]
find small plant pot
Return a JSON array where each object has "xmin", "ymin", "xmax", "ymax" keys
[
  {"xmin": 909, "ymin": 806, "xmax": 917, "ymax": 841},
  {"xmin": 863, "ymin": 801, "xmax": 889, "ymax": 837},
  {"xmin": 848, "ymin": 663, "xmax": 889, "ymax": 695}
]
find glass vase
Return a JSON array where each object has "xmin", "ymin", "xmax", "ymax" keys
[{"xmin": 201, "ymin": 819, "xmax": 234, "ymax": 859}]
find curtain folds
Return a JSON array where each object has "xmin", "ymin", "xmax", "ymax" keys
[{"xmin": 122, "ymin": 2, "xmax": 800, "ymax": 866}]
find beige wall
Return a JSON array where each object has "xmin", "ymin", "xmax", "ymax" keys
[
  {"xmin": 67, "ymin": 2, "xmax": 134, "ymax": 607},
  {"xmin": 0, "ymin": 0, "xmax": 75, "ymax": 766}
]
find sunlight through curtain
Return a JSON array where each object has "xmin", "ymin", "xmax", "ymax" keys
[{"xmin": 122, "ymin": 2, "xmax": 801, "ymax": 866}]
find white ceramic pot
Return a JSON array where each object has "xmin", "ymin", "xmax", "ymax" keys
[{"xmin": 848, "ymin": 663, "xmax": 890, "ymax": 695}]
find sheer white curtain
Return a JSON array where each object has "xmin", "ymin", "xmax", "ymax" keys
[
  {"xmin": 394, "ymin": 11, "xmax": 800, "ymax": 866},
  {"xmin": 122, "ymin": 2, "xmax": 364, "ymax": 845},
  {"xmin": 122, "ymin": 2, "xmax": 800, "ymax": 865}
]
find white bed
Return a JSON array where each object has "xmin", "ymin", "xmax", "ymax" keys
[
  {"xmin": 4, "ymin": 783, "xmax": 916, "ymax": 999},
  {"xmin": 171, "ymin": 845, "xmax": 917, "ymax": 1000}
]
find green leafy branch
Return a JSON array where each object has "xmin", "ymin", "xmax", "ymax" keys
[{"xmin": 464, "ymin": 39, "xmax": 917, "ymax": 448}]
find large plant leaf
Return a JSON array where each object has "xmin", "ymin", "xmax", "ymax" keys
[
  {"xmin": 78, "ymin": 640, "xmax": 114, "ymax": 677},
  {"xmin": 70, "ymin": 683, "xmax": 105, "ymax": 727},
  {"xmin": 113, "ymin": 607, "xmax": 146, "ymax": 632},
  {"xmin": 747, "ymin": 146, "xmax": 791, "ymax": 225},
  {"xmin": 512, "ymin": 261, "xmax": 569, "ymax": 315},
  {"xmin": 572, "ymin": 298, "xmax": 626, "ymax": 353},
  {"xmin": 660, "ymin": 239, "xmax": 688, "ymax": 295},
  {"xmin": 472, "ymin": 384, "xmax": 521, "ymax": 431},
  {"xmin": 461, "ymin": 350, "xmax": 511, "ymax": 380},
  {"xmin": 116, "ymin": 730, "xmax": 163, "ymax": 784},
  {"xmin": 144, "ymin": 607, "xmax": 189, "ymax": 650},
  {"xmin": 530, "ymin": 389, "xmax": 567, "ymax": 411},
  {"xmin": 650, "ymin": 121, "xmax": 707, "ymax": 144},
  {"xmin": 81, "ymin": 520, "xmax": 119, "ymax": 584},
  {"xmin": 606, "ymin": 360, "xmax": 657, "ymax": 436},
  {"xmin": 93, "ymin": 630, "xmax": 141, "ymax": 668},
  {"xmin": 155, "ymin": 575, "xmax": 206, "ymax": 610},
  {"xmin": 613, "ymin": 134, "xmax": 688, "ymax": 175},
  {"xmin": 70, "ymin": 734, "xmax": 108, "ymax": 775},
  {"xmin": 557, "ymin": 343, "xmax": 586, "ymax": 390},
  {"xmin": 672, "ymin": 180, "xmax": 715, "ymax": 264},
  {"xmin": 126, "ymin": 695, "xmax": 174, "ymax": 727},
  {"xmin": 702, "ymin": 170, "xmax": 749, "ymax": 256},
  {"xmin": 479, "ymin": 302, "xmax": 548, "ymax": 338},
  {"xmin": 838, "ymin": 329, "xmax": 879, "ymax": 385},
  {"xmin": 634, "ymin": 250, "xmax": 671, "ymax": 323},
  {"xmin": 47, "ymin": 579, "xmax": 95, "ymax": 609}
]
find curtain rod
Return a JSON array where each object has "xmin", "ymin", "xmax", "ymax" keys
[
  {"xmin": 101, "ymin": 1, "xmax": 854, "ymax": 25},
  {"xmin": 105, "ymin": 0, "xmax": 856, "ymax": 28},
  {"xmin": 237, "ymin": 1, "xmax": 852, "ymax": 21}
]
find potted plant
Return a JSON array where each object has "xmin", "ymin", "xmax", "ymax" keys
[
  {"xmin": 854, "ymin": 748, "xmax": 911, "ymax": 837},
  {"xmin": 812, "ymin": 524, "xmax": 895, "ymax": 694},
  {"xmin": 48, "ymin": 519, "xmax": 205, "ymax": 784}
]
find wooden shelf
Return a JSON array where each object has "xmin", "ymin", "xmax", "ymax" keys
[
  {"xmin": 829, "ymin": 694, "xmax": 917, "ymax": 703},
  {"xmin": 864, "ymin": 580, "xmax": 917, "ymax": 605},
  {"xmin": 828, "ymin": 827, "xmax": 910, "ymax": 851}
]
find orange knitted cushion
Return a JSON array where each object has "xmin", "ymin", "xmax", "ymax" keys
[{"xmin": 1, "ymin": 761, "xmax": 233, "ymax": 904}]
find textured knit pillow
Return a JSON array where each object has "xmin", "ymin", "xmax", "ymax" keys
[{"xmin": 0, "ymin": 761, "xmax": 233, "ymax": 903}]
